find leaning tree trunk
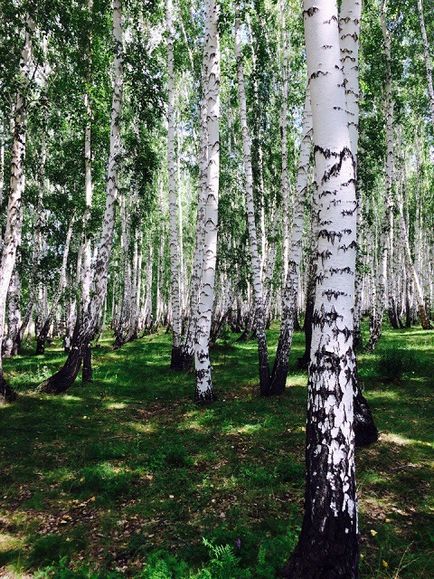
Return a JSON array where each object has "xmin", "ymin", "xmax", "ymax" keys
[
  {"xmin": 271, "ymin": 90, "xmax": 312, "ymax": 394},
  {"xmin": 235, "ymin": 11, "xmax": 270, "ymax": 395},
  {"xmin": 283, "ymin": 0, "xmax": 359, "ymax": 575},
  {"xmin": 194, "ymin": 0, "xmax": 220, "ymax": 403},
  {"xmin": 166, "ymin": 0, "xmax": 183, "ymax": 370},
  {"xmin": 39, "ymin": 0, "xmax": 123, "ymax": 394},
  {"xmin": 0, "ymin": 22, "xmax": 32, "ymax": 403}
]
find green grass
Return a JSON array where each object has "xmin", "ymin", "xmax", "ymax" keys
[{"xmin": 0, "ymin": 324, "xmax": 432, "ymax": 577}]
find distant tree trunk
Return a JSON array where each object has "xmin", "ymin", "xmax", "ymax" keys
[
  {"xmin": 416, "ymin": 0, "xmax": 434, "ymax": 128},
  {"xmin": 367, "ymin": 4, "xmax": 394, "ymax": 351},
  {"xmin": 166, "ymin": 0, "xmax": 183, "ymax": 370},
  {"xmin": 194, "ymin": 0, "xmax": 220, "ymax": 403},
  {"xmin": 0, "ymin": 21, "xmax": 32, "ymax": 403},
  {"xmin": 39, "ymin": 0, "xmax": 123, "ymax": 394},
  {"xmin": 271, "ymin": 90, "xmax": 312, "ymax": 394},
  {"xmin": 397, "ymin": 175, "xmax": 431, "ymax": 330},
  {"xmin": 235, "ymin": 11, "xmax": 270, "ymax": 395},
  {"xmin": 284, "ymin": 0, "xmax": 359, "ymax": 574}
]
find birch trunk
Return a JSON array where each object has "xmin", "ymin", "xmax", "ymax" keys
[
  {"xmin": 367, "ymin": 3, "xmax": 393, "ymax": 350},
  {"xmin": 39, "ymin": 0, "xmax": 123, "ymax": 394},
  {"xmin": 0, "ymin": 21, "xmax": 32, "ymax": 402},
  {"xmin": 340, "ymin": 0, "xmax": 378, "ymax": 447},
  {"xmin": 397, "ymin": 160, "xmax": 431, "ymax": 329},
  {"xmin": 166, "ymin": 0, "xmax": 183, "ymax": 370},
  {"xmin": 271, "ymin": 90, "xmax": 312, "ymax": 394},
  {"xmin": 235, "ymin": 12, "xmax": 270, "ymax": 395},
  {"xmin": 182, "ymin": 86, "xmax": 208, "ymax": 365},
  {"xmin": 284, "ymin": 0, "xmax": 359, "ymax": 573},
  {"xmin": 194, "ymin": 0, "xmax": 220, "ymax": 402}
]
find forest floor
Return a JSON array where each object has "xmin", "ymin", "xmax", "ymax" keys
[{"xmin": 0, "ymin": 324, "xmax": 432, "ymax": 578}]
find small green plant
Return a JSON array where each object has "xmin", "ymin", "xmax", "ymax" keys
[
  {"xmin": 198, "ymin": 538, "xmax": 251, "ymax": 579},
  {"xmin": 377, "ymin": 348, "xmax": 417, "ymax": 382}
]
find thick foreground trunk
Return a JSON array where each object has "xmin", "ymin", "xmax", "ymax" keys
[{"xmin": 285, "ymin": 0, "xmax": 359, "ymax": 575}]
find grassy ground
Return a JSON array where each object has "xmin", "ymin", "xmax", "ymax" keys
[{"xmin": 0, "ymin": 324, "xmax": 432, "ymax": 578}]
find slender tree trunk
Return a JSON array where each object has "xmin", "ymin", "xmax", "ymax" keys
[
  {"xmin": 397, "ymin": 178, "xmax": 431, "ymax": 330},
  {"xmin": 39, "ymin": 0, "xmax": 123, "ymax": 394},
  {"xmin": 367, "ymin": 5, "xmax": 393, "ymax": 350},
  {"xmin": 235, "ymin": 11, "xmax": 270, "ymax": 395},
  {"xmin": 284, "ymin": 0, "xmax": 359, "ymax": 574},
  {"xmin": 271, "ymin": 90, "xmax": 312, "ymax": 394},
  {"xmin": 182, "ymin": 86, "xmax": 207, "ymax": 366},
  {"xmin": 166, "ymin": 0, "xmax": 183, "ymax": 370},
  {"xmin": 0, "ymin": 22, "xmax": 32, "ymax": 402},
  {"xmin": 194, "ymin": 0, "xmax": 220, "ymax": 403},
  {"xmin": 340, "ymin": 0, "xmax": 378, "ymax": 446}
]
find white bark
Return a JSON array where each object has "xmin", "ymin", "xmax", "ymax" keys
[
  {"xmin": 272, "ymin": 90, "xmax": 313, "ymax": 391},
  {"xmin": 86, "ymin": 0, "xmax": 123, "ymax": 338},
  {"xmin": 289, "ymin": 0, "xmax": 359, "ymax": 566},
  {"xmin": 194, "ymin": 0, "xmax": 220, "ymax": 401},
  {"xmin": 166, "ymin": 0, "xmax": 183, "ymax": 364},
  {"xmin": 235, "ymin": 12, "xmax": 270, "ymax": 392},
  {"xmin": 0, "ymin": 21, "xmax": 32, "ymax": 392}
]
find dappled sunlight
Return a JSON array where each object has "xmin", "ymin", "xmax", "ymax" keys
[
  {"xmin": 105, "ymin": 401, "xmax": 128, "ymax": 410},
  {"xmin": 381, "ymin": 432, "xmax": 434, "ymax": 449},
  {"xmin": 128, "ymin": 421, "xmax": 157, "ymax": 434}
]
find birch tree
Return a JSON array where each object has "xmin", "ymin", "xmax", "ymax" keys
[
  {"xmin": 39, "ymin": 0, "xmax": 124, "ymax": 394},
  {"xmin": 271, "ymin": 90, "xmax": 312, "ymax": 394},
  {"xmin": 194, "ymin": 0, "xmax": 220, "ymax": 403},
  {"xmin": 166, "ymin": 0, "xmax": 183, "ymax": 370},
  {"xmin": 0, "ymin": 19, "xmax": 33, "ymax": 403},
  {"xmin": 284, "ymin": 0, "xmax": 359, "ymax": 573},
  {"xmin": 235, "ymin": 10, "xmax": 270, "ymax": 395}
]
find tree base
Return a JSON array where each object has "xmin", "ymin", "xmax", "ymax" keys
[
  {"xmin": 39, "ymin": 347, "xmax": 82, "ymax": 394},
  {"xmin": 35, "ymin": 339, "xmax": 46, "ymax": 355},
  {"xmin": 0, "ymin": 375, "xmax": 18, "ymax": 404},
  {"xmin": 170, "ymin": 345, "xmax": 184, "ymax": 371},
  {"xmin": 82, "ymin": 344, "xmax": 93, "ymax": 383},
  {"xmin": 354, "ymin": 388, "xmax": 378, "ymax": 447},
  {"xmin": 281, "ymin": 521, "xmax": 359, "ymax": 578},
  {"xmin": 194, "ymin": 389, "xmax": 216, "ymax": 404}
]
